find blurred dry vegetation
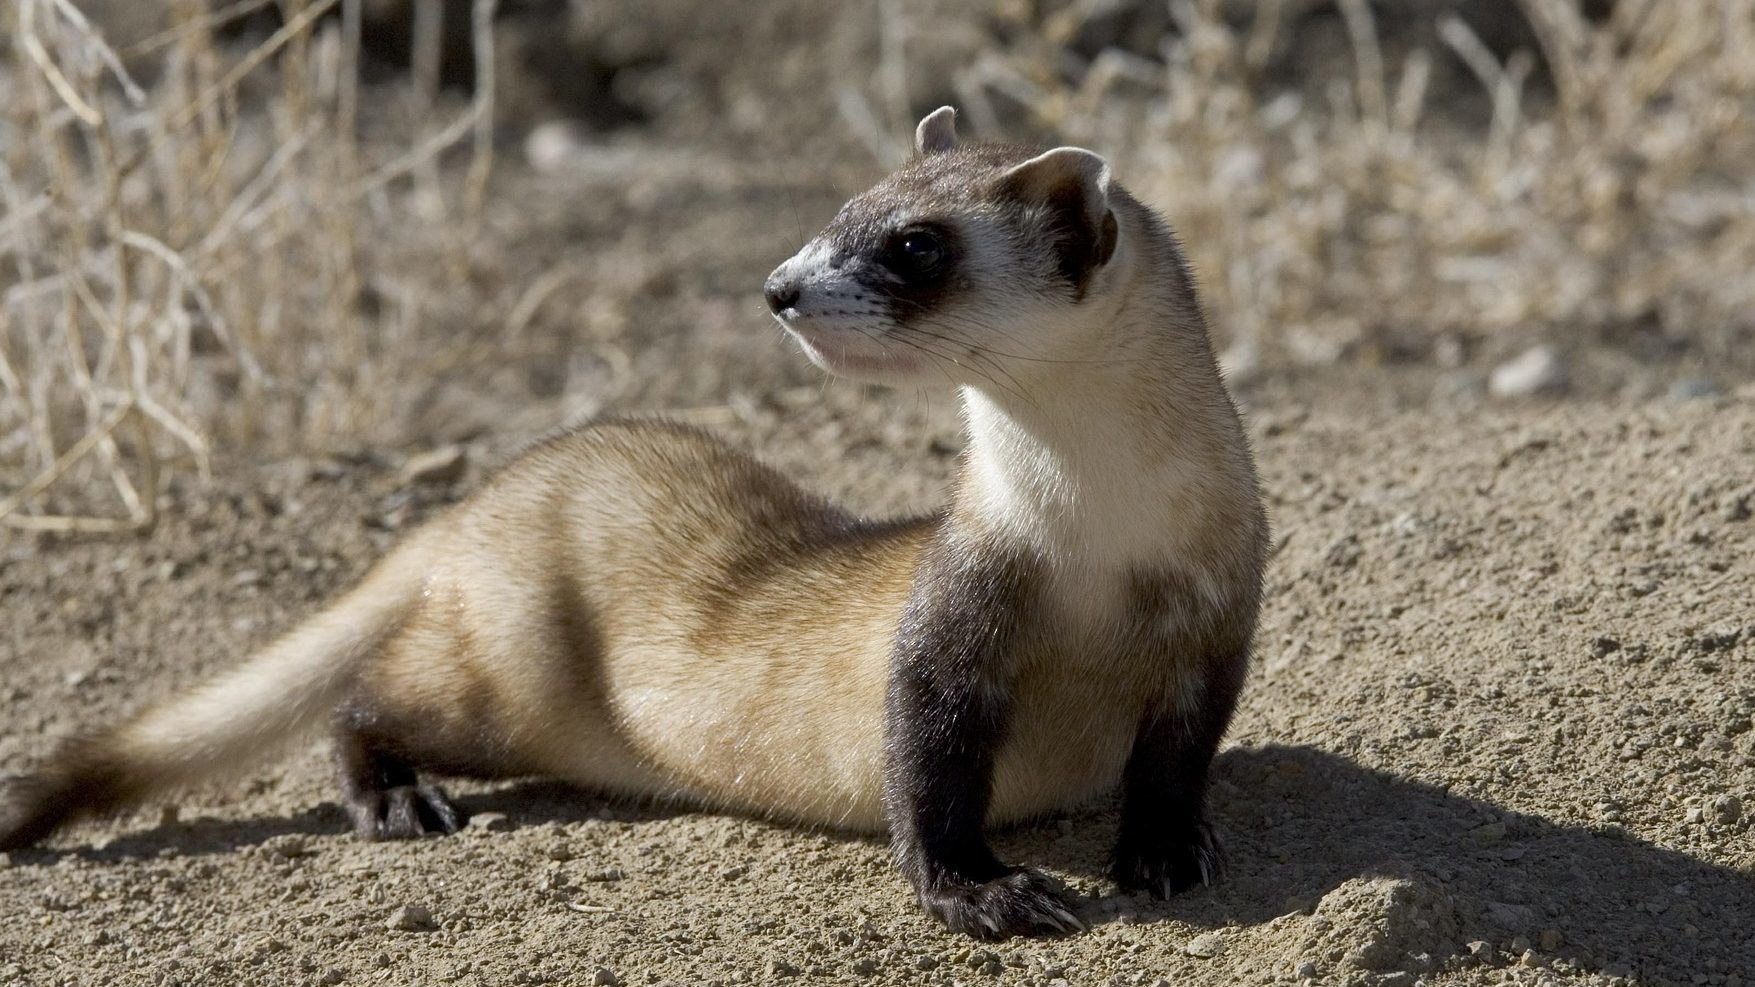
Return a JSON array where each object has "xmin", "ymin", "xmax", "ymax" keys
[{"xmin": 2, "ymin": 0, "xmax": 1753, "ymax": 531}]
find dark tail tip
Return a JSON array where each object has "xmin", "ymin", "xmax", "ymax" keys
[{"xmin": 0, "ymin": 742, "xmax": 134, "ymax": 851}]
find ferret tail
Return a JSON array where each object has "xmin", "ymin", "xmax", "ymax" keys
[{"xmin": 0, "ymin": 532, "xmax": 437, "ymax": 850}]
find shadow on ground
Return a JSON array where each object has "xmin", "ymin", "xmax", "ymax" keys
[
  {"xmin": 12, "ymin": 745, "xmax": 1748, "ymax": 981},
  {"xmin": 1020, "ymin": 745, "xmax": 1754, "ymax": 983}
]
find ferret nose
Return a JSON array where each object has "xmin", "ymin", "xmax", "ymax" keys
[{"xmin": 764, "ymin": 275, "xmax": 801, "ymax": 315}]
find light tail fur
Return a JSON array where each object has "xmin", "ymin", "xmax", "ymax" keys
[{"xmin": 0, "ymin": 535, "xmax": 433, "ymax": 850}]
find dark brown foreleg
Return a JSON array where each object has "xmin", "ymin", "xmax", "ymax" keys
[
  {"xmin": 1111, "ymin": 654, "xmax": 1247, "ymax": 897},
  {"xmin": 884, "ymin": 539, "xmax": 1082, "ymax": 940}
]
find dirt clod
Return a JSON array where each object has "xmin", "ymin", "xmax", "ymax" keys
[{"xmin": 386, "ymin": 904, "xmax": 437, "ymax": 932}]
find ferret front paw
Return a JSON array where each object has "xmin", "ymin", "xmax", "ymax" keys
[
  {"xmin": 1111, "ymin": 820, "xmax": 1224, "ymax": 899},
  {"xmin": 917, "ymin": 868, "xmax": 1086, "ymax": 939},
  {"xmin": 346, "ymin": 783, "xmax": 465, "ymax": 840}
]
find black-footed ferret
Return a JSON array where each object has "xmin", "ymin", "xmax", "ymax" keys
[{"xmin": 0, "ymin": 107, "xmax": 1267, "ymax": 940}]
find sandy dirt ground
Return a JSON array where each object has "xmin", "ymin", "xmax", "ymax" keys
[
  {"xmin": 3, "ymin": 377, "xmax": 1752, "ymax": 986},
  {"xmin": 3, "ymin": 4, "xmax": 1754, "ymax": 981}
]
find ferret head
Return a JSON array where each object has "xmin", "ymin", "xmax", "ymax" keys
[{"xmin": 764, "ymin": 107, "xmax": 1129, "ymax": 388}]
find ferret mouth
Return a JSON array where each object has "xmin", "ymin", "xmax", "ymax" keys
[{"xmin": 778, "ymin": 317, "xmax": 925, "ymax": 379}]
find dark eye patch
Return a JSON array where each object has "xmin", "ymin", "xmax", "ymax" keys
[
  {"xmin": 882, "ymin": 227, "xmax": 949, "ymax": 282},
  {"xmin": 871, "ymin": 223, "xmax": 959, "ymax": 319}
]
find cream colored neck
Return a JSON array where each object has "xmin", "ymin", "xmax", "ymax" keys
[{"xmin": 956, "ymin": 253, "xmax": 1242, "ymax": 571}]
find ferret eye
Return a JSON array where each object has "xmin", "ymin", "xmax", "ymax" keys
[{"xmin": 885, "ymin": 229, "xmax": 946, "ymax": 278}]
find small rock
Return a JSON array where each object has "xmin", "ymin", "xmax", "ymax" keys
[
  {"xmin": 1669, "ymin": 378, "xmax": 1719, "ymax": 400},
  {"xmin": 1685, "ymin": 806, "xmax": 1705, "ymax": 824},
  {"xmin": 719, "ymin": 864, "xmax": 747, "ymax": 880},
  {"xmin": 386, "ymin": 904, "xmax": 436, "ymax": 932},
  {"xmin": 470, "ymin": 811, "xmax": 514, "ymax": 832},
  {"xmin": 525, "ymin": 119, "xmax": 593, "ymax": 174},
  {"xmin": 1488, "ymin": 345, "xmax": 1568, "ymax": 398},
  {"xmin": 591, "ymin": 967, "xmax": 618, "ymax": 986},
  {"xmin": 320, "ymin": 970, "xmax": 345, "ymax": 985},
  {"xmin": 585, "ymin": 867, "xmax": 625, "ymax": 882},
  {"xmin": 268, "ymin": 835, "xmax": 308, "ymax": 859},
  {"xmin": 1725, "ymin": 493, "xmax": 1752, "ymax": 523},
  {"xmin": 914, "ymin": 956, "xmax": 938, "ymax": 971},
  {"xmin": 1488, "ymin": 901, "xmax": 1532, "ymax": 927},
  {"xmin": 766, "ymin": 959, "xmax": 799, "ymax": 977},
  {"xmin": 1466, "ymin": 940, "xmax": 1494, "ymax": 962},
  {"xmin": 1590, "ymin": 636, "xmax": 1621, "ymax": 659},
  {"xmin": 1294, "ymin": 961, "xmax": 1318, "ymax": 978},
  {"xmin": 850, "ymin": 957, "xmax": 878, "ymax": 975},
  {"xmin": 1468, "ymin": 821, "xmax": 1507, "ymax": 843},
  {"xmin": 1713, "ymin": 795, "xmax": 1743, "ymax": 824},
  {"xmin": 399, "ymin": 445, "xmax": 468, "ymax": 486},
  {"xmin": 1185, "ymin": 932, "xmax": 1226, "ymax": 958}
]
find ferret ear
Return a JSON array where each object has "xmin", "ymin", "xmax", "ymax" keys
[
  {"xmin": 999, "ymin": 146, "xmax": 1120, "ymax": 280},
  {"xmin": 914, "ymin": 106, "xmax": 959, "ymax": 155}
]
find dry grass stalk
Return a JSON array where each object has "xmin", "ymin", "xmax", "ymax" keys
[
  {"xmin": 1, "ymin": 0, "xmax": 498, "ymax": 529},
  {"xmin": 1040, "ymin": 0, "xmax": 1755, "ymax": 373}
]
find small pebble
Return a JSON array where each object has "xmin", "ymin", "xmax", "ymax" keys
[
  {"xmin": 524, "ymin": 119, "xmax": 593, "ymax": 174},
  {"xmin": 766, "ymin": 959, "xmax": 799, "ymax": 977},
  {"xmin": 386, "ymin": 904, "xmax": 436, "ymax": 932},
  {"xmin": 1489, "ymin": 345, "xmax": 1568, "ymax": 398},
  {"xmin": 1294, "ymin": 964, "xmax": 1317, "ymax": 980},
  {"xmin": 1185, "ymin": 932, "xmax": 1225, "ymax": 958},
  {"xmin": 592, "ymin": 968, "xmax": 618, "ymax": 986},
  {"xmin": 1469, "ymin": 821, "xmax": 1508, "ymax": 843},
  {"xmin": 1669, "ymin": 378, "xmax": 1719, "ymax": 400},
  {"xmin": 585, "ymin": 867, "xmax": 625, "ymax": 882},
  {"xmin": 269, "ymin": 835, "xmax": 308, "ymax": 859},
  {"xmin": 719, "ymin": 864, "xmax": 747, "ymax": 880},
  {"xmin": 1713, "ymin": 795, "xmax": 1743, "ymax": 824}
]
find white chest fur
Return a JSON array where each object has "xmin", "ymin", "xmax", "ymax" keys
[{"xmin": 961, "ymin": 386, "xmax": 1234, "ymax": 602}]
